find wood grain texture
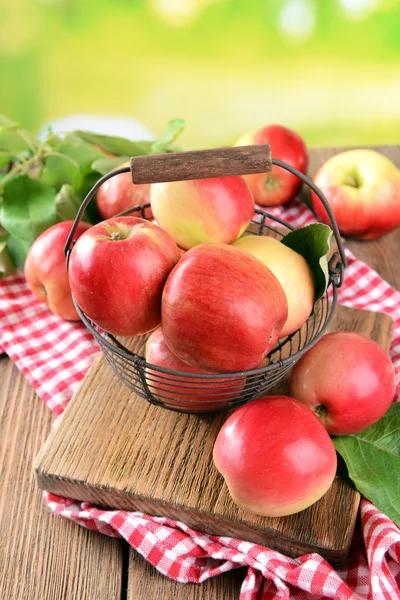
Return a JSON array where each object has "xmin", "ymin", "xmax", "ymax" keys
[
  {"xmin": 128, "ymin": 551, "xmax": 245, "ymax": 600},
  {"xmin": 130, "ymin": 145, "xmax": 272, "ymax": 184},
  {"xmin": 0, "ymin": 357, "xmax": 123, "ymax": 600},
  {"xmin": 34, "ymin": 306, "xmax": 392, "ymax": 567}
]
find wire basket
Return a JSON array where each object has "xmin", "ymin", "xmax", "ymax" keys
[{"xmin": 65, "ymin": 145, "xmax": 346, "ymax": 414}]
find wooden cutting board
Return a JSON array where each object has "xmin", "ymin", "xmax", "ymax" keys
[{"xmin": 34, "ymin": 305, "xmax": 393, "ymax": 566}]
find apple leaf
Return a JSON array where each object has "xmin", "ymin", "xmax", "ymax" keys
[
  {"xmin": 151, "ymin": 118, "xmax": 185, "ymax": 154},
  {"xmin": 92, "ymin": 156, "xmax": 130, "ymax": 175},
  {"xmin": 54, "ymin": 184, "xmax": 83, "ymax": 221},
  {"xmin": 58, "ymin": 137, "xmax": 106, "ymax": 173},
  {"xmin": 41, "ymin": 137, "xmax": 106, "ymax": 188},
  {"xmin": 72, "ymin": 131, "xmax": 154, "ymax": 157},
  {"xmin": 334, "ymin": 403, "xmax": 400, "ymax": 526},
  {"xmin": 41, "ymin": 152, "xmax": 83, "ymax": 190},
  {"xmin": 0, "ymin": 233, "xmax": 16, "ymax": 277},
  {"xmin": 7, "ymin": 235, "xmax": 31, "ymax": 269},
  {"xmin": 281, "ymin": 223, "xmax": 332, "ymax": 302},
  {"xmin": 0, "ymin": 175, "xmax": 57, "ymax": 244}
]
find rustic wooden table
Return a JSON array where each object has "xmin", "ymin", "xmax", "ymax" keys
[{"xmin": 1, "ymin": 145, "xmax": 399, "ymax": 600}]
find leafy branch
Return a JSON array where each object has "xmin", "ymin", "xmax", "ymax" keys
[{"xmin": 0, "ymin": 116, "xmax": 186, "ymax": 277}]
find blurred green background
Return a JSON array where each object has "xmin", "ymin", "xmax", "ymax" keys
[{"xmin": 1, "ymin": 0, "xmax": 399, "ymax": 149}]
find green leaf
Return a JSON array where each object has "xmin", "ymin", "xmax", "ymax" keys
[
  {"xmin": 151, "ymin": 118, "xmax": 185, "ymax": 153},
  {"xmin": 334, "ymin": 403, "xmax": 400, "ymax": 526},
  {"xmin": 41, "ymin": 152, "xmax": 83, "ymax": 190},
  {"xmin": 92, "ymin": 156, "xmax": 130, "ymax": 175},
  {"xmin": 54, "ymin": 184, "xmax": 82, "ymax": 221},
  {"xmin": 0, "ymin": 233, "xmax": 16, "ymax": 277},
  {"xmin": 72, "ymin": 131, "xmax": 153, "ymax": 157},
  {"xmin": 0, "ymin": 175, "xmax": 57, "ymax": 244},
  {"xmin": 58, "ymin": 136, "xmax": 106, "ymax": 174},
  {"xmin": 281, "ymin": 223, "xmax": 332, "ymax": 301},
  {"xmin": 77, "ymin": 172, "xmax": 104, "ymax": 224},
  {"xmin": 7, "ymin": 235, "xmax": 31, "ymax": 269},
  {"xmin": 41, "ymin": 138, "xmax": 106, "ymax": 191}
]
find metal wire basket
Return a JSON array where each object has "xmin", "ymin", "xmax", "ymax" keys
[{"xmin": 65, "ymin": 145, "xmax": 346, "ymax": 414}]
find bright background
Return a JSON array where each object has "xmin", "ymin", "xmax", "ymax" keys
[{"xmin": 1, "ymin": 0, "xmax": 399, "ymax": 149}]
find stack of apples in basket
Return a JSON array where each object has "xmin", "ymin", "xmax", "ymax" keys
[{"xmin": 24, "ymin": 125, "xmax": 397, "ymax": 518}]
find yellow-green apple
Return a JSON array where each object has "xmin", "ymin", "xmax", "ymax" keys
[
  {"xmin": 213, "ymin": 395, "xmax": 337, "ymax": 517},
  {"xmin": 24, "ymin": 220, "xmax": 91, "ymax": 321},
  {"xmin": 232, "ymin": 235, "xmax": 314, "ymax": 337},
  {"xmin": 161, "ymin": 243, "xmax": 288, "ymax": 372},
  {"xmin": 290, "ymin": 332, "xmax": 396, "ymax": 435},
  {"xmin": 311, "ymin": 150, "xmax": 400, "ymax": 240},
  {"xmin": 145, "ymin": 327, "xmax": 245, "ymax": 411},
  {"xmin": 97, "ymin": 163, "xmax": 152, "ymax": 220},
  {"xmin": 235, "ymin": 124, "xmax": 308, "ymax": 206},
  {"xmin": 68, "ymin": 217, "xmax": 180, "ymax": 336},
  {"xmin": 150, "ymin": 176, "xmax": 254, "ymax": 250}
]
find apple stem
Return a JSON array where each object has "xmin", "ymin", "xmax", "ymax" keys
[{"xmin": 110, "ymin": 232, "xmax": 120, "ymax": 241}]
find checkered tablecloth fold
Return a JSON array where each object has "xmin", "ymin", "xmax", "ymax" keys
[{"xmin": 1, "ymin": 198, "xmax": 399, "ymax": 599}]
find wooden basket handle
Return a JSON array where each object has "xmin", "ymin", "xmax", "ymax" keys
[{"xmin": 130, "ymin": 145, "xmax": 272, "ymax": 184}]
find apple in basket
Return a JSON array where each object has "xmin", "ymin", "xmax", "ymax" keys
[
  {"xmin": 213, "ymin": 396, "xmax": 337, "ymax": 517},
  {"xmin": 24, "ymin": 220, "xmax": 92, "ymax": 321},
  {"xmin": 311, "ymin": 149, "xmax": 400, "ymax": 240},
  {"xmin": 232, "ymin": 235, "xmax": 315, "ymax": 337},
  {"xmin": 68, "ymin": 217, "xmax": 180, "ymax": 336},
  {"xmin": 97, "ymin": 162, "xmax": 152, "ymax": 220},
  {"xmin": 150, "ymin": 175, "xmax": 255, "ymax": 250},
  {"xmin": 290, "ymin": 332, "xmax": 396, "ymax": 435},
  {"xmin": 235, "ymin": 124, "xmax": 308, "ymax": 206},
  {"xmin": 161, "ymin": 243, "xmax": 288, "ymax": 372},
  {"xmin": 145, "ymin": 328, "xmax": 245, "ymax": 411}
]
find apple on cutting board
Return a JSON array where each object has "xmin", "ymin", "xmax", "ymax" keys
[
  {"xmin": 290, "ymin": 332, "xmax": 396, "ymax": 435},
  {"xmin": 213, "ymin": 396, "xmax": 337, "ymax": 517}
]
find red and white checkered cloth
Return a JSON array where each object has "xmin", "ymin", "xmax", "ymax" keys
[{"xmin": 1, "ymin": 199, "xmax": 399, "ymax": 599}]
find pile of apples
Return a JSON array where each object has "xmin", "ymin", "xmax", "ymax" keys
[
  {"xmin": 23, "ymin": 124, "xmax": 398, "ymax": 518},
  {"xmin": 66, "ymin": 130, "xmax": 316, "ymax": 383}
]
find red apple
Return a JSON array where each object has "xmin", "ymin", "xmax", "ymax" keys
[
  {"xmin": 162, "ymin": 243, "xmax": 288, "ymax": 372},
  {"xmin": 150, "ymin": 176, "xmax": 254, "ymax": 250},
  {"xmin": 68, "ymin": 217, "xmax": 180, "ymax": 336},
  {"xmin": 24, "ymin": 220, "xmax": 92, "ymax": 321},
  {"xmin": 232, "ymin": 235, "xmax": 315, "ymax": 336},
  {"xmin": 290, "ymin": 332, "xmax": 396, "ymax": 435},
  {"xmin": 97, "ymin": 163, "xmax": 152, "ymax": 220},
  {"xmin": 311, "ymin": 150, "xmax": 400, "ymax": 240},
  {"xmin": 213, "ymin": 396, "xmax": 337, "ymax": 517},
  {"xmin": 235, "ymin": 125, "xmax": 308, "ymax": 206},
  {"xmin": 145, "ymin": 327, "xmax": 245, "ymax": 411}
]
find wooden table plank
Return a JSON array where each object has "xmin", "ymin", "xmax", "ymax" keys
[
  {"xmin": 0, "ymin": 357, "xmax": 123, "ymax": 600},
  {"xmin": 128, "ymin": 552, "xmax": 246, "ymax": 600}
]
